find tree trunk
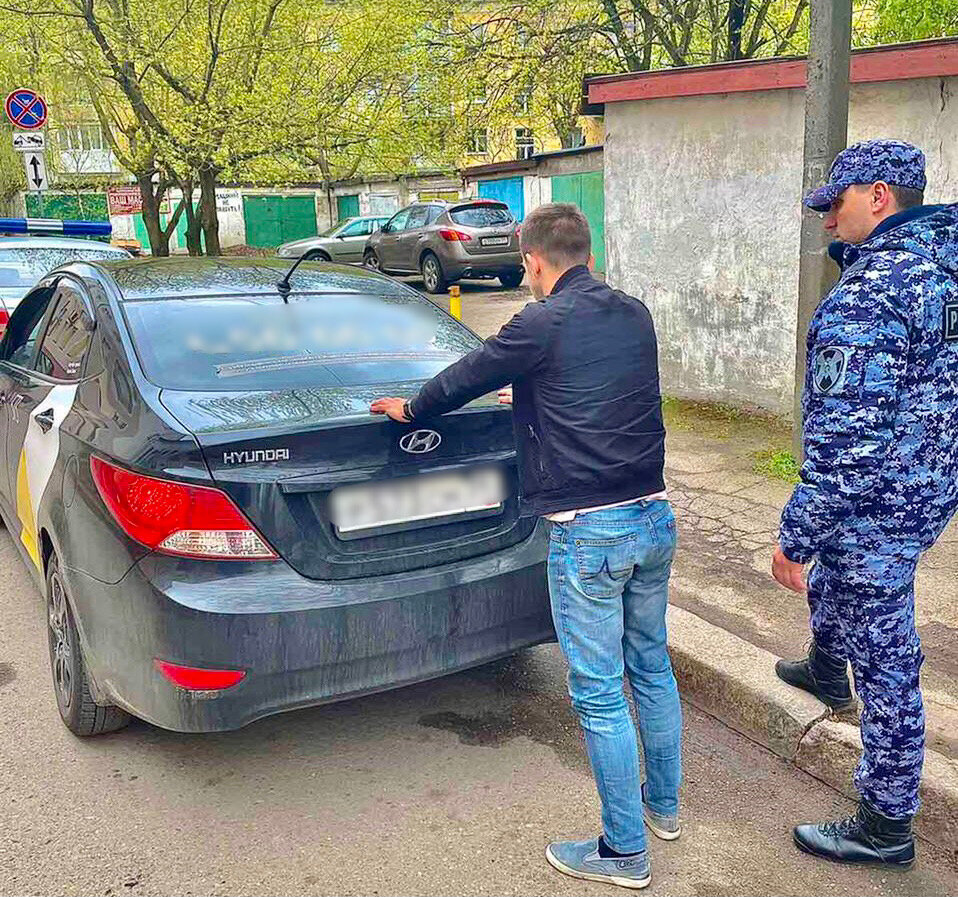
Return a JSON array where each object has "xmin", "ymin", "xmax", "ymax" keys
[
  {"xmin": 198, "ymin": 168, "xmax": 221, "ymax": 256},
  {"xmin": 178, "ymin": 178, "xmax": 203, "ymax": 256},
  {"xmin": 728, "ymin": 0, "xmax": 746, "ymax": 59},
  {"xmin": 137, "ymin": 174, "xmax": 171, "ymax": 257}
]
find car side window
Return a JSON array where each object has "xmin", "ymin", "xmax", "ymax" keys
[
  {"xmin": 2, "ymin": 286, "xmax": 56, "ymax": 369},
  {"xmin": 339, "ymin": 219, "xmax": 368, "ymax": 238},
  {"xmin": 384, "ymin": 209, "xmax": 410, "ymax": 233},
  {"xmin": 406, "ymin": 206, "xmax": 430, "ymax": 230},
  {"xmin": 34, "ymin": 284, "xmax": 95, "ymax": 380},
  {"xmin": 426, "ymin": 206, "xmax": 444, "ymax": 224}
]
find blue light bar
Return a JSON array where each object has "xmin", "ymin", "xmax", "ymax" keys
[{"xmin": 0, "ymin": 217, "xmax": 113, "ymax": 237}]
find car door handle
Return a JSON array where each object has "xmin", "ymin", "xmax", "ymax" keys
[{"xmin": 35, "ymin": 408, "xmax": 54, "ymax": 433}]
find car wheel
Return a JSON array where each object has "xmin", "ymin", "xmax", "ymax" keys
[
  {"xmin": 499, "ymin": 268, "xmax": 525, "ymax": 289},
  {"xmin": 311, "ymin": 250, "xmax": 331, "ymax": 262},
  {"xmin": 364, "ymin": 250, "xmax": 381, "ymax": 271},
  {"xmin": 46, "ymin": 554, "xmax": 131, "ymax": 736},
  {"xmin": 421, "ymin": 253, "xmax": 448, "ymax": 294}
]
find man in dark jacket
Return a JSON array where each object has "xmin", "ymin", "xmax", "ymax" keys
[
  {"xmin": 371, "ymin": 203, "xmax": 681, "ymax": 890},
  {"xmin": 773, "ymin": 139, "xmax": 958, "ymax": 868}
]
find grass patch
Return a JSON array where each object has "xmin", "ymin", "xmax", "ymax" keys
[
  {"xmin": 661, "ymin": 396, "xmax": 788, "ymax": 441},
  {"xmin": 753, "ymin": 448, "xmax": 801, "ymax": 484}
]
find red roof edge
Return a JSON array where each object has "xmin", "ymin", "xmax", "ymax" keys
[{"xmin": 588, "ymin": 37, "xmax": 958, "ymax": 105}]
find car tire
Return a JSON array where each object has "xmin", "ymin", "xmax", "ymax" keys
[
  {"xmin": 421, "ymin": 252, "xmax": 448, "ymax": 294},
  {"xmin": 46, "ymin": 554, "xmax": 131, "ymax": 736},
  {"xmin": 364, "ymin": 250, "xmax": 381, "ymax": 272},
  {"xmin": 499, "ymin": 268, "xmax": 524, "ymax": 289},
  {"xmin": 311, "ymin": 250, "xmax": 331, "ymax": 262}
]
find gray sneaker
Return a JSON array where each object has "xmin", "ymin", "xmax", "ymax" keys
[
  {"xmin": 642, "ymin": 784, "xmax": 681, "ymax": 841},
  {"xmin": 644, "ymin": 805, "xmax": 681, "ymax": 841},
  {"xmin": 545, "ymin": 837, "xmax": 651, "ymax": 890}
]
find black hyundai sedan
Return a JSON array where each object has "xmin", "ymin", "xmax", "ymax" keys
[{"xmin": 0, "ymin": 258, "xmax": 552, "ymax": 735}]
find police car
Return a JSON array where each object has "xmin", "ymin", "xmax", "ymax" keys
[
  {"xmin": 0, "ymin": 219, "xmax": 131, "ymax": 336},
  {"xmin": 0, "ymin": 255, "xmax": 552, "ymax": 736}
]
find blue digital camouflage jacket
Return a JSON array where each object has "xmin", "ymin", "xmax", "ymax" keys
[{"xmin": 780, "ymin": 204, "xmax": 958, "ymax": 562}]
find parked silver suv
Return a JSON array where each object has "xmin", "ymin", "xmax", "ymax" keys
[
  {"xmin": 277, "ymin": 216, "xmax": 391, "ymax": 262},
  {"xmin": 363, "ymin": 200, "xmax": 524, "ymax": 293}
]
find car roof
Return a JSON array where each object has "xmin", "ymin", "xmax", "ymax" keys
[
  {"xmin": 93, "ymin": 256, "xmax": 418, "ymax": 300},
  {"xmin": 0, "ymin": 235, "xmax": 131, "ymax": 253}
]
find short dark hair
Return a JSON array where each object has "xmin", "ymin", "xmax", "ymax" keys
[
  {"xmin": 890, "ymin": 184, "xmax": 924, "ymax": 210},
  {"xmin": 519, "ymin": 203, "xmax": 592, "ymax": 269}
]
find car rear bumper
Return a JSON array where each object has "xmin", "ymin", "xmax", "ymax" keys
[
  {"xmin": 64, "ymin": 522, "xmax": 553, "ymax": 732},
  {"xmin": 441, "ymin": 245, "xmax": 522, "ymax": 279}
]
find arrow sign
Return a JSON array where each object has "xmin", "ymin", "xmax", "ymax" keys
[
  {"xmin": 13, "ymin": 131, "xmax": 44, "ymax": 152},
  {"xmin": 23, "ymin": 152, "xmax": 47, "ymax": 191}
]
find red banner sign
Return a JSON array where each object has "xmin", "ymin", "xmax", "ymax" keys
[{"xmin": 107, "ymin": 186, "xmax": 171, "ymax": 217}]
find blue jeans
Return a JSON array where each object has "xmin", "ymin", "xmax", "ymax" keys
[{"xmin": 547, "ymin": 501, "xmax": 682, "ymax": 854}]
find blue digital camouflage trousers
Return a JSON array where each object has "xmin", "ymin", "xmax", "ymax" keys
[{"xmin": 807, "ymin": 538, "xmax": 924, "ymax": 819}]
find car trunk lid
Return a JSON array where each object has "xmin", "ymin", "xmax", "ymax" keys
[{"xmin": 160, "ymin": 385, "xmax": 533, "ymax": 580}]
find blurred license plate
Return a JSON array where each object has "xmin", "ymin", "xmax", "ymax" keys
[
  {"xmin": 481, "ymin": 236, "xmax": 509, "ymax": 246},
  {"xmin": 329, "ymin": 467, "xmax": 506, "ymax": 535}
]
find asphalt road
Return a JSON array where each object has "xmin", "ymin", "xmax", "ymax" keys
[{"xmin": 2, "ymin": 529, "xmax": 957, "ymax": 897}]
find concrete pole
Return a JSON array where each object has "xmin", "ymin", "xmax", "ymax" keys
[{"xmin": 793, "ymin": 0, "xmax": 852, "ymax": 459}]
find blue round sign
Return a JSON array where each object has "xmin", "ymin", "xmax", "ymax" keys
[{"xmin": 5, "ymin": 88, "xmax": 48, "ymax": 130}]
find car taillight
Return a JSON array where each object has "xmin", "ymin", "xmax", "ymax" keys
[
  {"xmin": 90, "ymin": 457, "xmax": 277, "ymax": 560},
  {"xmin": 154, "ymin": 660, "xmax": 246, "ymax": 690},
  {"xmin": 0, "ymin": 308, "xmax": 8, "ymax": 338},
  {"xmin": 438, "ymin": 228, "xmax": 472, "ymax": 242}
]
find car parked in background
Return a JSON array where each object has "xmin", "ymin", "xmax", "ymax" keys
[
  {"xmin": 363, "ymin": 200, "xmax": 524, "ymax": 294},
  {"xmin": 277, "ymin": 216, "xmax": 391, "ymax": 262},
  {"xmin": 0, "ymin": 257, "xmax": 552, "ymax": 736},
  {"xmin": 0, "ymin": 235, "xmax": 131, "ymax": 335}
]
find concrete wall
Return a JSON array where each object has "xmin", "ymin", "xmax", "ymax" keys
[{"xmin": 604, "ymin": 75, "xmax": 958, "ymax": 416}]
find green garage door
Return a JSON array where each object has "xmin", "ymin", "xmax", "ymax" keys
[
  {"xmin": 550, "ymin": 171, "xmax": 605, "ymax": 273},
  {"xmin": 243, "ymin": 195, "xmax": 318, "ymax": 249},
  {"xmin": 336, "ymin": 194, "xmax": 360, "ymax": 221}
]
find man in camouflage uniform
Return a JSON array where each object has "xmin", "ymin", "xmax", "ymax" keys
[{"xmin": 772, "ymin": 139, "xmax": 958, "ymax": 868}]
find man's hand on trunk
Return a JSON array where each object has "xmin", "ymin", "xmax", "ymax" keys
[{"xmin": 370, "ymin": 397, "xmax": 411, "ymax": 423}]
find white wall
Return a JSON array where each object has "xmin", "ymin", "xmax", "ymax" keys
[{"xmin": 604, "ymin": 75, "xmax": 958, "ymax": 416}]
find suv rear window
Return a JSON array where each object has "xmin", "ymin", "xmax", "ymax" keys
[
  {"xmin": 121, "ymin": 292, "xmax": 480, "ymax": 391},
  {"xmin": 449, "ymin": 205, "xmax": 513, "ymax": 227}
]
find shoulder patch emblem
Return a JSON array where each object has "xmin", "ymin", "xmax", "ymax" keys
[
  {"xmin": 944, "ymin": 303, "xmax": 958, "ymax": 342},
  {"xmin": 813, "ymin": 346, "xmax": 851, "ymax": 394}
]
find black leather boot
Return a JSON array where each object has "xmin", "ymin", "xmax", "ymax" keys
[
  {"xmin": 775, "ymin": 640, "xmax": 853, "ymax": 709},
  {"xmin": 793, "ymin": 801, "xmax": 915, "ymax": 868}
]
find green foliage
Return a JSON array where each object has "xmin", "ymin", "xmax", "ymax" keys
[
  {"xmin": 753, "ymin": 448, "xmax": 801, "ymax": 483},
  {"xmin": 864, "ymin": 0, "xmax": 958, "ymax": 43}
]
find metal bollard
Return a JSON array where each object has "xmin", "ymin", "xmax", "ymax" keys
[{"xmin": 449, "ymin": 284, "xmax": 462, "ymax": 320}]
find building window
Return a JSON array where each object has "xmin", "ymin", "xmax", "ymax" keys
[
  {"xmin": 564, "ymin": 127, "xmax": 585, "ymax": 149},
  {"xmin": 515, "ymin": 128, "xmax": 535, "ymax": 161},
  {"xmin": 468, "ymin": 129, "xmax": 489, "ymax": 155},
  {"xmin": 469, "ymin": 78, "xmax": 487, "ymax": 105},
  {"xmin": 516, "ymin": 91, "xmax": 531, "ymax": 115},
  {"xmin": 59, "ymin": 123, "xmax": 106, "ymax": 153}
]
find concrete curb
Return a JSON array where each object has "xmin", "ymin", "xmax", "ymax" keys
[{"xmin": 666, "ymin": 604, "xmax": 958, "ymax": 856}]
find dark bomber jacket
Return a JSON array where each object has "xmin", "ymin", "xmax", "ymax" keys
[{"xmin": 409, "ymin": 265, "xmax": 666, "ymax": 517}]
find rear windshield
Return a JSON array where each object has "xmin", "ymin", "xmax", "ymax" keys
[
  {"xmin": 121, "ymin": 292, "xmax": 480, "ymax": 391},
  {"xmin": 449, "ymin": 205, "xmax": 513, "ymax": 227},
  {"xmin": 0, "ymin": 247, "xmax": 127, "ymax": 289}
]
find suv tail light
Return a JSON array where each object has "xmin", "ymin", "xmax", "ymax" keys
[
  {"xmin": 438, "ymin": 228, "xmax": 472, "ymax": 242},
  {"xmin": 0, "ymin": 308, "xmax": 8, "ymax": 339},
  {"xmin": 91, "ymin": 457, "xmax": 277, "ymax": 560}
]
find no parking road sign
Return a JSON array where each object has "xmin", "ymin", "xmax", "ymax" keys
[{"xmin": 5, "ymin": 88, "xmax": 48, "ymax": 130}]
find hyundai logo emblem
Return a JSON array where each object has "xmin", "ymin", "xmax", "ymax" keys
[{"xmin": 399, "ymin": 429, "xmax": 442, "ymax": 454}]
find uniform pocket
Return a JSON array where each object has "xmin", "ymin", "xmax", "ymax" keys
[{"xmin": 574, "ymin": 533, "xmax": 636, "ymax": 598}]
